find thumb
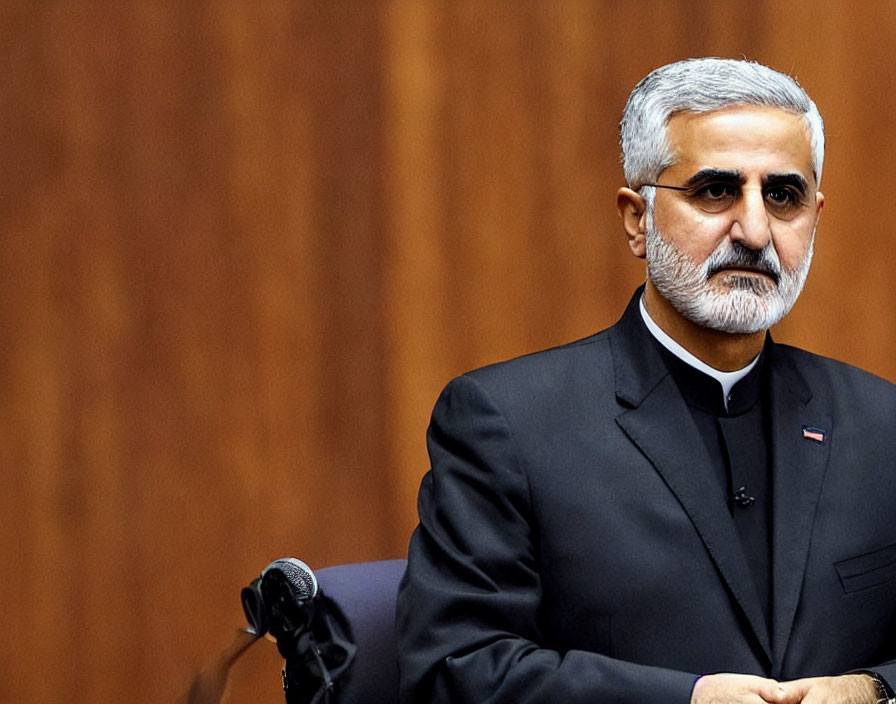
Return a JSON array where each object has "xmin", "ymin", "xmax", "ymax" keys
[{"xmin": 770, "ymin": 678, "xmax": 810, "ymax": 704}]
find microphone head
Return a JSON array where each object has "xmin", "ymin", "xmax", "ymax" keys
[
  {"xmin": 261, "ymin": 557, "xmax": 319, "ymax": 601},
  {"xmin": 259, "ymin": 558, "xmax": 320, "ymax": 639}
]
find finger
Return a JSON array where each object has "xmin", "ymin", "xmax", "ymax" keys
[
  {"xmin": 762, "ymin": 684, "xmax": 786, "ymax": 700},
  {"xmin": 774, "ymin": 678, "xmax": 813, "ymax": 704}
]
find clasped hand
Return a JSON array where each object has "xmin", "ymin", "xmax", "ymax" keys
[{"xmin": 690, "ymin": 672, "xmax": 880, "ymax": 704}]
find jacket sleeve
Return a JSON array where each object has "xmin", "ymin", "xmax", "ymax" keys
[{"xmin": 396, "ymin": 373, "xmax": 698, "ymax": 704}]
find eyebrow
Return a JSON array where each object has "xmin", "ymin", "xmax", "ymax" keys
[
  {"xmin": 683, "ymin": 169, "xmax": 743, "ymax": 189},
  {"xmin": 682, "ymin": 169, "xmax": 811, "ymax": 193},
  {"xmin": 763, "ymin": 172, "xmax": 810, "ymax": 193}
]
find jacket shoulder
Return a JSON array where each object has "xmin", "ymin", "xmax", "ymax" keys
[
  {"xmin": 773, "ymin": 343, "xmax": 896, "ymax": 407},
  {"xmin": 463, "ymin": 329, "xmax": 613, "ymax": 390},
  {"xmin": 430, "ymin": 329, "xmax": 617, "ymax": 423}
]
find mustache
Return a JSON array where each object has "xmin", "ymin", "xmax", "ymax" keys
[{"xmin": 704, "ymin": 242, "xmax": 781, "ymax": 284}]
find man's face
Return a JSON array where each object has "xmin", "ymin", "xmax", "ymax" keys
[{"xmin": 645, "ymin": 106, "xmax": 824, "ymax": 334}]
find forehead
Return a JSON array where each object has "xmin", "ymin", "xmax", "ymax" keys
[{"xmin": 664, "ymin": 106, "xmax": 815, "ymax": 182}]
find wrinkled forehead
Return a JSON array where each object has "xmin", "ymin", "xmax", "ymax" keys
[{"xmin": 664, "ymin": 106, "xmax": 816, "ymax": 182}]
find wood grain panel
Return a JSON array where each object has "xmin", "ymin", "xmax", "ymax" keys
[{"xmin": 0, "ymin": 2, "xmax": 893, "ymax": 702}]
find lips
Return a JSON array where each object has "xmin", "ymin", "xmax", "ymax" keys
[
  {"xmin": 710, "ymin": 265, "xmax": 780, "ymax": 284},
  {"xmin": 705, "ymin": 243, "xmax": 782, "ymax": 285}
]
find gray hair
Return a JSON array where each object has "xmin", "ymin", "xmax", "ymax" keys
[{"xmin": 620, "ymin": 58, "xmax": 825, "ymax": 189}]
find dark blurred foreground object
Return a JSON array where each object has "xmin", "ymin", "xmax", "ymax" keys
[{"xmin": 183, "ymin": 558, "xmax": 406, "ymax": 704}]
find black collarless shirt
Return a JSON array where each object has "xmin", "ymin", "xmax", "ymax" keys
[{"xmin": 656, "ymin": 343, "xmax": 773, "ymax": 631}]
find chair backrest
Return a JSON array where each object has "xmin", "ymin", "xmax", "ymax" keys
[{"xmin": 314, "ymin": 559, "xmax": 406, "ymax": 704}]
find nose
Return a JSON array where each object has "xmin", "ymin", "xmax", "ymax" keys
[{"xmin": 729, "ymin": 187, "xmax": 772, "ymax": 250}]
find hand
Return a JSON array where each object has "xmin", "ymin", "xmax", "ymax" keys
[
  {"xmin": 777, "ymin": 674, "xmax": 880, "ymax": 703},
  {"xmin": 690, "ymin": 673, "xmax": 789, "ymax": 704}
]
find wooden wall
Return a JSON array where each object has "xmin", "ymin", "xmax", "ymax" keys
[{"xmin": 1, "ymin": 2, "xmax": 894, "ymax": 702}]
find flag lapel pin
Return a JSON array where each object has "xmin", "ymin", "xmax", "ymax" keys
[{"xmin": 802, "ymin": 426, "xmax": 826, "ymax": 443}]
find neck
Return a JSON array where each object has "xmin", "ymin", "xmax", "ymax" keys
[{"xmin": 642, "ymin": 281, "xmax": 766, "ymax": 371}]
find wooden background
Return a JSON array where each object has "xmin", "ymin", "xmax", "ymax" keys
[{"xmin": 2, "ymin": 2, "xmax": 894, "ymax": 702}]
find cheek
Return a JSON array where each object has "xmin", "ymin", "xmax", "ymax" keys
[
  {"xmin": 772, "ymin": 223, "xmax": 815, "ymax": 269},
  {"xmin": 654, "ymin": 209, "xmax": 730, "ymax": 261}
]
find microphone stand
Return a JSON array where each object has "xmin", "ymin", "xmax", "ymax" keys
[{"xmin": 183, "ymin": 628, "xmax": 260, "ymax": 704}]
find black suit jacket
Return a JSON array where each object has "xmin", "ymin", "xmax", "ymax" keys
[{"xmin": 397, "ymin": 289, "xmax": 896, "ymax": 703}]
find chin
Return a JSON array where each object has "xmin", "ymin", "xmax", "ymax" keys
[{"xmin": 685, "ymin": 288, "xmax": 792, "ymax": 335}]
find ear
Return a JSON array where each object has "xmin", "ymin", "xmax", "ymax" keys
[
  {"xmin": 617, "ymin": 187, "xmax": 648, "ymax": 259},
  {"xmin": 814, "ymin": 190, "xmax": 824, "ymax": 217}
]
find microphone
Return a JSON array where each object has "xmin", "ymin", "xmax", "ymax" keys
[
  {"xmin": 241, "ymin": 558, "xmax": 356, "ymax": 704},
  {"xmin": 185, "ymin": 557, "xmax": 353, "ymax": 704},
  {"xmin": 264, "ymin": 558, "xmax": 319, "ymax": 601},
  {"xmin": 241, "ymin": 558, "xmax": 319, "ymax": 639}
]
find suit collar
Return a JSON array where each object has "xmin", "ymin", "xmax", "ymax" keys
[
  {"xmin": 610, "ymin": 290, "xmax": 833, "ymax": 671},
  {"xmin": 609, "ymin": 286, "xmax": 671, "ymax": 408}
]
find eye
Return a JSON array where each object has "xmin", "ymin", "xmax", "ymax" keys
[
  {"xmin": 688, "ymin": 181, "xmax": 738, "ymax": 212},
  {"xmin": 699, "ymin": 182, "xmax": 738, "ymax": 200},
  {"xmin": 764, "ymin": 186, "xmax": 801, "ymax": 207}
]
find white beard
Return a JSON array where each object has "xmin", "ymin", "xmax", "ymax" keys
[{"xmin": 645, "ymin": 218, "xmax": 814, "ymax": 334}]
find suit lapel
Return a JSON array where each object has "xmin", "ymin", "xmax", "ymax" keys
[
  {"xmin": 766, "ymin": 346, "xmax": 832, "ymax": 676},
  {"xmin": 616, "ymin": 378, "xmax": 773, "ymax": 664},
  {"xmin": 609, "ymin": 295, "xmax": 773, "ymax": 664}
]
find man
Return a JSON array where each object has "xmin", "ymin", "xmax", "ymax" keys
[{"xmin": 396, "ymin": 58, "xmax": 896, "ymax": 704}]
